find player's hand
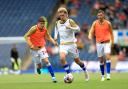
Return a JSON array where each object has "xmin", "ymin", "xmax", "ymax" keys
[
  {"xmin": 30, "ymin": 45, "xmax": 40, "ymax": 50},
  {"xmin": 66, "ymin": 25, "xmax": 71, "ymax": 29},
  {"xmin": 88, "ymin": 34, "xmax": 93, "ymax": 40},
  {"xmin": 111, "ymin": 42, "xmax": 114, "ymax": 48},
  {"xmin": 53, "ymin": 41, "xmax": 58, "ymax": 47},
  {"xmin": 30, "ymin": 44, "xmax": 34, "ymax": 49},
  {"xmin": 110, "ymin": 39, "xmax": 114, "ymax": 47}
]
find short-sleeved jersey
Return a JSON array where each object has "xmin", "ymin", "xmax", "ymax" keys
[{"xmin": 54, "ymin": 19, "xmax": 79, "ymax": 43}]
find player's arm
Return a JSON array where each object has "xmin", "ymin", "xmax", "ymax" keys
[
  {"xmin": 88, "ymin": 21, "xmax": 95, "ymax": 40},
  {"xmin": 67, "ymin": 19, "xmax": 80, "ymax": 32},
  {"xmin": 108, "ymin": 21, "xmax": 114, "ymax": 46},
  {"xmin": 46, "ymin": 30, "xmax": 58, "ymax": 46},
  {"xmin": 24, "ymin": 26, "xmax": 36, "ymax": 47},
  {"xmin": 54, "ymin": 21, "xmax": 59, "ymax": 41}
]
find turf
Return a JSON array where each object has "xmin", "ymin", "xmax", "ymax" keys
[{"xmin": 0, "ymin": 72, "xmax": 127, "ymax": 89}]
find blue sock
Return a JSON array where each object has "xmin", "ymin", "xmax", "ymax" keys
[
  {"xmin": 63, "ymin": 64, "xmax": 71, "ymax": 74},
  {"xmin": 100, "ymin": 64, "xmax": 104, "ymax": 76},
  {"xmin": 106, "ymin": 60, "xmax": 111, "ymax": 74},
  {"xmin": 80, "ymin": 63, "xmax": 86, "ymax": 72},
  {"xmin": 47, "ymin": 63, "xmax": 55, "ymax": 77}
]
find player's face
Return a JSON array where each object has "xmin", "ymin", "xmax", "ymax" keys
[
  {"xmin": 97, "ymin": 12, "xmax": 104, "ymax": 20},
  {"xmin": 38, "ymin": 22, "xmax": 45, "ymax": 29},
  {"xmin": 58, "ymin": 10, "xmax": 68, "ymax": 20}
]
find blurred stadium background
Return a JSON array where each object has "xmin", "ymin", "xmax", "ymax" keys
[{"xmin": 0, "ymin": 0, "xmax": 128, "ymax": 75}]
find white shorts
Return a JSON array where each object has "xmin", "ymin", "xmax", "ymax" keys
[
  {"xmin": 59, "ymin": 44, "xmax": 79, "ymax": 58},
  {"xmin": 96, "ymin": 43, "xmax": 111, "ymax": 57},
  {"xmin": 30, "ymin": 47, "xmax": 49, "ymax": 64}
]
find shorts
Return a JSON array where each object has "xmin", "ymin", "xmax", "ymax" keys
[
  {"xmin": 30, "ymin": 47, "xmax": 49, "ymax": 64},
  {"xmin": 96, "ymin": 43, "xmax": 111, "ymax": 57},
  {"xmin": 59, "ymin": 44, "xmax": 79, "ymax": 58}
]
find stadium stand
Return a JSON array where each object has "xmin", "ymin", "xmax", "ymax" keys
[{"xmin": 0, "ymin": 0, "xmax": 57, "ymax": 36}]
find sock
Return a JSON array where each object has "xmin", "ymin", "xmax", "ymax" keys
[
  {"xmin": 37, "ymin": 68, "xmax": 41, "ymax": 74},
  {"xmin": 79, "ymin": 63, "xmax": 86, "ymax": 72},
  {"xmin": 63, "ymin": 64, "xmax": 71, "ymax": 74},
  {"xmin": 46, "ymin": 63, "xmax": 55, "ymax": 77},
  {"xmin": 100, "ymin": 63, "xmax": 104, "ymax": 76},
  {"xmin": 36, "ymin": 63, "xmax": 42, "ymax": 74},
  {"xmin": 106, "ymin": 60, "xmax": 111, "ymax": 74}
]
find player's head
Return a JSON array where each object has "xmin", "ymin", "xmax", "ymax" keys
[
  {"xmin": 38, "ymin": 16, "xmax": 46, "ymax": 29},
  {"xmin": 57, "ymin": 7, "xmax": 68, "ymax": 21},
  {"xmin": 97, "ymin": 10, "xmax": 105, "ymax": 20}
]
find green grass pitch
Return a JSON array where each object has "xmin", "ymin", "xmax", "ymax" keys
[{"xmin": 0, "ymin": 72, "xmax": 128, "ymax": 89}]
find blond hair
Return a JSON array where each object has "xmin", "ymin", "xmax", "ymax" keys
[{"xmin": 57, "ymin": 7, "xmax": 68, "ymax": 13}]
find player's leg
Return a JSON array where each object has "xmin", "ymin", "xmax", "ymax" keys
[
  {"xmin": 105, "ymin": 54, "xmax": 111, "ymax": 80},
  {"xmin": 104, "ymin": 43, "xmax": 111, "ymax": 80},
  {"xmin": 33, "ymin": 57, "xmax": 42, "ymax": 74},
  {"xmin": 74, "ymin": 57, "xmax": 89, "ymax": 81},
  {"xmin": 69, "ymin": 44, "xmax": 89, "ymax": 81},
  {"xmin": 96, "ymin": 43, "xmax": 105, "ymax": 81},
  {"xmin": 59, "ymin": 45, "xmax": 71, "ymax": 74},
  {"xmin": 60, "ymin": 52, "xmax": 71, "ymax": 74},
  {"xmin": 36, "ymin": 62, "xmax": 42, "ymax": 74},
  {"xmin": 11, "ymin": 58, "xmax": 15, "ymax": 70},
  {"xmin": 99, "ymin": 56, "xmax": 105, "ymax": 81},
  {"xmin": 30, "ymin": 50, "xmax": 42, "ymax": 74},
  {"xmin": 39, "ymin": 47, "xmax": 57, "ymax": 83},
  {"xmin": 42, "ymin": 58, "xmax": 57, "ymax": 83},
  {"xmin": 14, "ymin": 59, "xmax": 20, "ymax": 71}
]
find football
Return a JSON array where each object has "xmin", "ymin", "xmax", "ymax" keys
[{"xmin": 64, "ymin": 74, "xmax": 74, "ymax": 83}]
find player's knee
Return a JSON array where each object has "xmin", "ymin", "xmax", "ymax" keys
[
  {"xmin": 60, "ymin": 54, "xmax": 66, "ymax": 60},
  {"xmin": 60, "ymin": 58, "xmax": 66, "ymax": 63},
  {"xmin": 105, "ymin": 54, "xmax": 111, "ymax": 59},
  {"xmin": 99, "ymin": 57, "xmax": 105, "ymax": 64},
  {"xmin": 60, "ymin": 56, "xmax": 65, "ymax": 60},
  {"xmin": 74, "ymin": 58, "xmax": 81, "ymax": 64},
  {"xmin": 60, "ymin": 56, "xmax": 67, "ymax": 65},
  {"xmin": 43, "ymin": 58, "xmax": 50, "ymax": 64},
  {"xmin": 99, "ymin": 60, "xmax": 105, "ymax": 64},
  {"xmin": 37, "ymin": 63, "xmax": 42, "ymax": 68}
]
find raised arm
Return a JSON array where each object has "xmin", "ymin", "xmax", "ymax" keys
[
  {"xmin": 68, "ymin": 19, "xmax": 80, "ymax": 32},
  {"xmin": 24, "ymin": 26, "xmax": 36, "ymax": 47},
  {"xmin": 88, "ymin": 21, "xmax": 96, "ymax": 40}
]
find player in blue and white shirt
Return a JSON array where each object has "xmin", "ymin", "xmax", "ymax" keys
[{"xmin": 54, "ymin": 7, "xmax": 89, "ymax": 81}]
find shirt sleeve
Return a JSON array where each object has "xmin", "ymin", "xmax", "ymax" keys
[{"xmin": 73, "ymin": 26, "xmax": 80, "ymax": 32}]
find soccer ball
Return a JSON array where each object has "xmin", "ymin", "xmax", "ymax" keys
[{"xmin": 64, "ymin": 74, "xmax": 74, "ymax": 83}]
